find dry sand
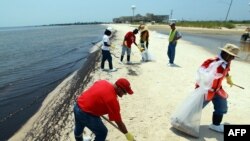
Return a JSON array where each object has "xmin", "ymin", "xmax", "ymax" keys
[
  {"xmin": 10, "ymin": 24, "xmax": 250, "ymax": 141},
  {"xmin": 146, "ymin": 24, "xmax": 245, "ymax": 35}
]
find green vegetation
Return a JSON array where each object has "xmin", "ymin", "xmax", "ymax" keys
[
  {"xmin": 176, "ymin": 21, "xmax": 250, "ymax": 29},
  {"xmin": 43, "ymin": 21, "xmax": 108, "ymax": 26}
]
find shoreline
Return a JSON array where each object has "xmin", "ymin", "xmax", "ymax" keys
[
  {"xmin": 10, "ymin": 24, "xmax": 250, "ymax": 141},
  {"xmin": 0, "ymin": 24, "xmax": 106, "ymax": 141},
  {"xmin": 9, "ymin": 48, "xmax": 101, "ymax": 141}
]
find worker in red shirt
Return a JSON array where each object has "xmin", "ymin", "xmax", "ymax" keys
[
  {"xmin": 196, "ymin": 43, "xmax": 239, "ymax": 133},
  {"xmin": 120, "ymin": 29, "xmax": 138, "ymax": 64},
  {"xmin": 73, "ymin": 78, "xmax": 135, "ymax": 141}
]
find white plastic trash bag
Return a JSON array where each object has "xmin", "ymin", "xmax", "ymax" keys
[
  {"xmin": 141, "ymin": 50, "xmax": 149, "ymax": 61},
  {"xmin": 141, "ymin": 48, "xmax": 155, "ymax": 61},
  {"xmin": 171, "ymin": 88, "xmax": 205, "ymax": 137},
  {"xmin": 196, "ymin": 60, "xmax": 223, "ymax": 89},
  {"xmin": 171, "ymin": 60, "xmax": 223, "ymax": 137}
]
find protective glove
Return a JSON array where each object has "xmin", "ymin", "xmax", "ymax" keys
[
  {"xmin": 140, "ymin": 47, "xmax": 145, "ymax": 52},
  {"xmin": 125, "ymin": 132, "xmax": 134, "ymax": 141},
  {"xmin": 226, "ymin": 75, "xmax": 233, "ymax": 87},
  {"xmin": 137, "ymin": 45, "xmax": 145, "ymax": 52},
  {"xmin": 110, "ymin": 44, "xmax": 115, "ymax": 49}
]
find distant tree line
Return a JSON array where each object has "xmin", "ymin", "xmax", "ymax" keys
[
  {"xmin": 43, "ymin": 21, "xmax": 109, "ymax": 26},
  {"xmin": 113, "ymin": 13, "xmax": 169, "ymax": 23},
  {"xmin": 177, "ymin": 20, "xmax": 250, "ymax": 29}
]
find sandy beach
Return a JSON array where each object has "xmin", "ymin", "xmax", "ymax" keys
[
  {"xmin": 146, "ymin": 24, "xmax": 246, "ymax": 35},
  {"xmin": 10, "ymin": 24, "xmax": 250, "ymax": 141}
]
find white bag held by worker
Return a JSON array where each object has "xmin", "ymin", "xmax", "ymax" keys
[
  {"xmin": 171, "ymin": 60, "xmax": 223, "ymax": 137},
  {"xmin": 196, "ymin": 60, "xmax": 223, "ymax": 89},
  {"xmin": 141, "ymin": 47, "xmax": 155, "ymax": 62},
  {"xmin": 170, "ymin": 88, "xmax": 205, "ymax": 137}
]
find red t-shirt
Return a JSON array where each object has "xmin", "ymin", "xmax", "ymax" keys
[
  {"xmin": 201, "ymin": 57, "xmax": 230, "ymax": 75},
  {"xmin": 77, "ymin": 80, "xmax": 121, "ymax": 121},
  {"xmin": 196, "ymin": 57, "xmax": 231, "ymax": 100},
  {"xmin": 124, "ymin": 31, "xmax": 136, "ymax": 48}
]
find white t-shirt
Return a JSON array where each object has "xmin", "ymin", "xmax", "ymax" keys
[{"xmin": 101, "ymin": 35, "xmax": 110, "ymax": 51}]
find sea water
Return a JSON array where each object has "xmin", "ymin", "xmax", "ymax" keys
[{"xmin": 0, "ymin": 24, "xmax": 105, "ymax": 140}]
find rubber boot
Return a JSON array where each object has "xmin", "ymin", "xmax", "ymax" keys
[
  {"xmin": 127, "ymin": 55, "xmax": 130, "ymax": 62},
  {"xmin": 120, "ymin": 55, "xmax": 124, "ymax": 62}
]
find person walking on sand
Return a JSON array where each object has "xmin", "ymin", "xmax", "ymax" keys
[
  {"xmin": 196, "ymin": 43, "xmax": 240, "ymax": 133},
  {"xmin": 167, "ymin": 22, "xmax": 182, "ymax": 67},
  {"xmin": 120, "ymin": 29, "xmax": 138, "ymax": 64},
  {"xmin": 101, "ymin": 27, "xmax": 117, "ymax": 72},
  {"xmin": 73, "ymin": 78, "xmax": 135, "ymax": 141}
]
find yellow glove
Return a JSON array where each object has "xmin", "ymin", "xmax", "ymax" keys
[
  {"xmin": 125, "ymin": 132, "xmax": 134, "ymax": 141},
  {"xmin": 137, "ymin": 45, "xmax": 145, "ymax": 52},
  {"xmin": 226, "ymin": 75, "xmax": 233, "ymax": 87},
  {"xmin": 140, "ymin": 47, "xmax": 145, "ymax": 52},
  {"xmin": 110, "ymin": 44, "xmax": 115, "ymax": 49}
]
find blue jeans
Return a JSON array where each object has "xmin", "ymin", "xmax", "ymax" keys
[
  {"xmin": 101, "ymin": 50, "xmax": 113, "ymax": 69},
  {"xmin": 73, "ymin": 104, "xmax": 108, "ymax": 141},
  {"xmin": 203, "ymin": 94, "xmax": 228, "ymax": 115},
  {"xmin": 167, "ymin": 42, "xmax": 176, "ymax": 64},
  {"xmin": 121, "ymin": 45, "xmax": 131, "ymax": 56}
]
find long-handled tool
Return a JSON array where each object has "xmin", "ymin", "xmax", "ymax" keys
[
  {"xmin": 101, "ymin": 116, "xmax": 136, "ymax": 141},
  {"xmin": 233, "ymin": 83, "xmax": 245, "ymax": 89},
  {"xmin": 83, "ymin": 116, "xmax": 117, "ymax": 141},
  {"xmin": 101, "ymin": 116, "xmax": 120, "ymax": 131},
  {"xmin": 91, "ymin": 42, "xmax": 119, "ymax": 58}
]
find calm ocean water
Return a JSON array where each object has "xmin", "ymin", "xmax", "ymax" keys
[
  {"xmin": 0, "ymin": 24, "xmax": 105, "ymax": 140},
  {"xmin": 155, "ymin": 30, "xmax": 250, "ymax": 63}
]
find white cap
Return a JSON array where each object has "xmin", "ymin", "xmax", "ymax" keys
[{"xmin": 106, "ymin": 27, "xmax": 112, "ymax": 31}]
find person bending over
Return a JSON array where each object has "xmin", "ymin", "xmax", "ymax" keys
[{"xmin": 73, "ymin": 78, "xmax": 135, "ymax": 141}]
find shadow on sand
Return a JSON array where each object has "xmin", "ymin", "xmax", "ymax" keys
[
  {"xmin": 170, "ymin": 125, "xmax": 223, "ymax": 141},
  {"xmin": 168, "ymin": 64, "xmax": 182, "ymax": 68}
]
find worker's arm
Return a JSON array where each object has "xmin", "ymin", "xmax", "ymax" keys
[
  {"xmin": 115, "ymin": 120, "xmax": 134, "ymax": 141},
  {"xmin": 104, "ymin": 42, "xmax": 111, "ymax": 47},
  {"xmin": 115, "ymin": 120, "xmax": 128, "ymax": 133}
]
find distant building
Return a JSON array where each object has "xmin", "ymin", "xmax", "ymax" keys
[
  {"xmin": 113, "ymin": 13, "xmax": 169, "ymax": 23},
  {"xmin": 168, "ymin": 19, "xmax": 178, "ymax": 23}
]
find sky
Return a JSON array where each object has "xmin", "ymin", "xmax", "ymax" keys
[{"xmin": 0, "ymin": 0, "xmax": 250, "ymax": 27}]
